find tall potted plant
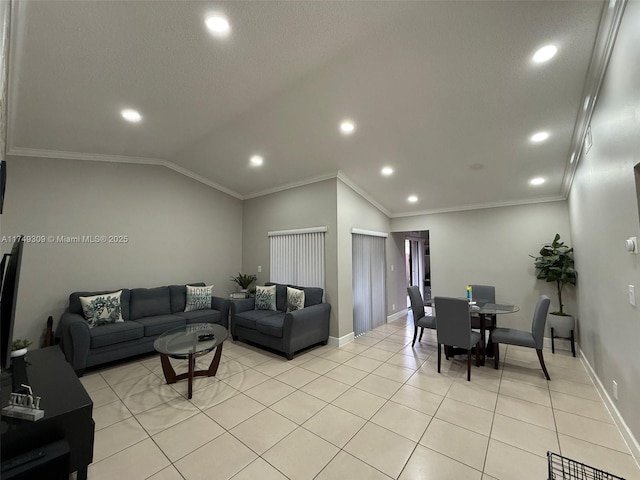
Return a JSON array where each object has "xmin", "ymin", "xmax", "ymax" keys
[{"xmin": 531, "ymin": 233, "xmax": 577, "ymax": 342}]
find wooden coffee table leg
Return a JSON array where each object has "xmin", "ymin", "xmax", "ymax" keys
[
  {"xmin": 206, "ymin": 343, "xmax": 224, "ymax": 376},
  {"xmin": 160, "ymin": 354, "xmax": 177, "ymax": 384},
  {"xmin": 188, "ymin": 352, "xmax": 195, "ymax": 399}
]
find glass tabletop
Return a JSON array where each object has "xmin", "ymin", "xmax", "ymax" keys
[
  {"xmin": 473, "ymin": 301, "xmax": 519, "ymax": 315},
  {"xmin": 154, "ymin": 323, "xmax": 228, "ymax": 357}
]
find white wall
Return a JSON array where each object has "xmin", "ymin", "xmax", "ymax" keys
[
  {"xmin": 336, "ymin": 179, "xmax": 391, "ymax": 338},
  {"xmin": 391, "ymin": 201, "xmax": 571, "ymax": 332},
  {"xmin": 568, "ymin": 0, "xmax": 640, "ymax": 445},
  {"xmin": 241, "ymin": 179, "xmax": 339, "ymax": 336},
  {"xmin": 1, "ymin": 156, "xmax": 243, "ymax": 346}
]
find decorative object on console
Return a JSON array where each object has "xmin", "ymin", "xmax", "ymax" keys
[
  {"xmin": 10, "ymin": 339, "xmax": 31, "ymax": 358},
  {"xmin": 79, "ymin": 290, "xmax": 123, "ymax": 327},
  {"xmin": 286, "ymin": 287, "xmax": 305, "ymax": 312},
  {"xmin": 530, "ymin": 233, "xmax": 577, "ymax": 356},
  {"xmin": 2, "ymin": 384, "xmax": 44, "ymax": 421},
  {"xmin": 184, "ymin": 284, "xmax": 213, "ymax": 312},
  {"xmin": 255, "ymin": 285, "xmax": 277, "ymax": 311}
]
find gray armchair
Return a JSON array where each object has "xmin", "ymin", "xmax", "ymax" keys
[
  {"xmin": 407, "ymin": 286, "xmax": 436, "ymax": 347},
  {"xmin": 490, "ymin": 295, "xmax": 551, "ymax": 380},
  {"xmin": 434, "ymin": 296, "xmax": 482, "ymax": 381}
]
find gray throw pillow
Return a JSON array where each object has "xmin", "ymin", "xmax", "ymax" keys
[{"xmin": 255, "ymin": 285, "xmax": 277, "ymax": 311}]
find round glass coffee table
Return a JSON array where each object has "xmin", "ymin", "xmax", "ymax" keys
[{"xmin": 154, "ymin": 323, "xmax": 228, "ymax": 399}]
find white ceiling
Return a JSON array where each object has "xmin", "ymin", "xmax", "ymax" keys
[{"xmin": 6, "ymin": 0, "xmax": 608, "ymax": 216}]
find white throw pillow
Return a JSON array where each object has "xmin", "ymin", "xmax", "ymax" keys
[
  {"xmin": 185, "ymin": 285, "xmax": 213, "ymax": 312},
  {"xmin": 286, "ymin": 287, "xmax": 305, "ymax": 313},
  {"xmin": 79, "ymin": 290, "xmax": 124, "ymax": 328},
  {"xmin": 255, "ymin": 285, "xmax": 277, "ymax": 311}
]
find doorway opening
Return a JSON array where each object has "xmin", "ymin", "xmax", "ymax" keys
[{"xmin": 404, "ymin": 231, "xmax": 431, "ymax": 311}]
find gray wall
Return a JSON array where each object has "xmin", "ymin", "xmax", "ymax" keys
[
  {"xmin": 390, "ymin": 201, "xmax": 572, "ymax": 332},
  {"xmin": 336, "ymin": 179, "xmax": 391, "ymax": 339},
  {"xmin": 568, "ymin": 0, "xmax": 640, "ymax": 443},
  {"xmin": 1, "ymin": 156, "xmax": 243, "ymax": 345},
  {"xmin": 241, "ymin": 179, "xmax": 339, "ymax": 336}
]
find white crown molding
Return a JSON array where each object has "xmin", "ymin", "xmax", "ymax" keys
[
  {"xmin": 390, "ymin": 194, "xmax": 567, "ymax": 218},
  {"xmin": 6, "ymin": 146, "xmax": 244, "ymax": 199},
  {"xmin": 242, "ymin": 171, "xmax": 339, "ymax": 200},
  {"xmin": 336, "ymin": 170, "xmax": 392, "ymax": 217},
  {"xmin": 561, "ymin": 0, "xmax": 627, "ymax": 197}
]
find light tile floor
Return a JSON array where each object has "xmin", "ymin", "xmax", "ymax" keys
[{"xmin": 81, "ymin": 315, "xmax": 640, "ymax": 480}]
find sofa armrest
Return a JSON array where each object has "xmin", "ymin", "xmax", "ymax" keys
[
  {"xmin": 229, "ymin": 298, "xmax": 256, "ymax": 314},
  {"xmin": 59, "ymin": 311, "xmax": 91, "ymax": 372},
  {"xmin": 283, "ymin": 303, "xmax": 331, "ymax": 352},
  {"xmin": 211, "ymin": 296, "xmax": 232, "ymax": 327}
]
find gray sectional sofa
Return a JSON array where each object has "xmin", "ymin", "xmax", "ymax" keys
[
  {"xmin": 59, "ymin": 283, "xmax": 230, "ymax": 374},
  {"xmin": 230, "ymin": 282, "xmax": 331, "ymax": 359}
]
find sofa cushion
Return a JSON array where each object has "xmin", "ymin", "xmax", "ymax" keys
[
  {"xmin": 255, "ymin": 314, "xmax": 285, "ymax": 338},
  {"xmin": 90, "ymin": 320, "xmax": 144, "ymax": 348},
  {"xmin": 234, "ymin": 309, "xmax": 281, "ymax": 331},
  {"xmin": 177, "ymin": 309, "xmax": 221, "ymax": 324},
  {"xmin": 287, "ymin": 287, "xmax": 305, "ymax": 313},
  {"xmin": 185, "ymin": 285, "xmax": 213, "ymax": 312},
  {"xmin": 135, "ymin": 314, "xmax": 186, "ymax": 337},
  {"xmin": 169, "ymin": 283, "xmax": 205, "ymax": 313},
  {"xmin": 70, "ymin": 289, "xmax": 131, "ymax": 320},
  {"xmin": 302, "ymin": 287, "xmax": 323, "ymax": 307},
  {"xmin": 79, "ymin": 290, "xmax": 124, "ymax": 327},
  {"xmin": 255, "ymin": 285, "xmax": 277, "ymax": 311},
  {"xmin": 130, "ymin": 287, "xmax": 171, "ymax": 320}
]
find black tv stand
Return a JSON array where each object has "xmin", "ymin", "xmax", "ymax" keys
[{"xmin": 1, "ymin": 347, "xmax": 94, "ymax": 480}]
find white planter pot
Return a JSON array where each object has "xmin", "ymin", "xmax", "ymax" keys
[
  {"xmin": 548, "ymin": 313, "xmax": 575, "ymax": 339},
  {"xmin": 10, "ymin": 348, "xmax": 27, "ymax": 358}
]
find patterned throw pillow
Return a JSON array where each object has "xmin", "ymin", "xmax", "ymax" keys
[
  {"xmin": 286, "ymin": 287, "xmax": 305, "ymax": 313},
  {"xmin": 185, "ymin": 285, "xmax": 213, "ymax": 312},
  {"xmin": 255, "ymin": 285, "xmax": 277, "ymax": 311},
  {"xmin": 79, "ymin": 290, "xmax": 124, "ymax": 328}
]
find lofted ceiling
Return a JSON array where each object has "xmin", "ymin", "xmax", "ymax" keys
[{"xmin": 6, "ymin": 0, "xmax": 611, "ymax": 216}]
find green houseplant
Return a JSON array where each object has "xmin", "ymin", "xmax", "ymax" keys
[
  {"xmin": 531, "ymin": 233, "xmax": 577, "ymax": 314},
  {"xmin": 531, "ymin": 233, "xmax": 577, "ymax": 354},
  {"xmin": 11, "ymin": 339, "xmax": 32, "ymax": 358},
  {"xmin": 230, "ymin": 273, "xmax": 257, "ymax": 291}
]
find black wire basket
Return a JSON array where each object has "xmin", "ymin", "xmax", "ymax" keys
[{"xmin": 547, "ymin": 452, "xmax": 626, "ymax": 480}]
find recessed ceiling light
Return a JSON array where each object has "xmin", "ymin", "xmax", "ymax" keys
[
  {"xmin": 249, "ymin": 155, "xmax": 263, "ymax": 167},
  {"xmin": 205, "ymin": 14, "xmax": 231, "ymax": 37},
  {"xmin": 381, "ymin": 166, "xmax": 394, "ymax": 176},
  {"xmin": 532, "ymin": 44, "xmax": 558, "ymax": 64},
  {"xmin": 407, "ymin": 195, "xmax": 418, "ymax": 203},
  {"xmin": 121, "ymin": 109, "xmax": 142, "ymax": 123},
  {"xmin": 340, "ymin": 120, "xmax": 355, "ymax": 135},
  {"xmin": 530, "ymin": 131, "xmax": 549, "ymax": 143},
  {"xmin": 529, "ymin": 177, "xmax": 545, "ymax": 186}
]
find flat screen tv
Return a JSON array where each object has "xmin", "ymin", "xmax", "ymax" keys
[{"xmin": 1, "ymin": 235, "xmax": 24, "ymax": 371}]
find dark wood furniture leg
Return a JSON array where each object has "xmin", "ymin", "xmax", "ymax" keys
[
  {"xmin": 412, "ymin": 326, "xmax": 419, "ymax": 346},
  {"xmin": 570, "ymin": 330, "xmax": 576, "ymax": 357},
  {"xmin": 159, "ymin": 343, "xmax": 225, "ymax": 399},
  {"xmin": 536, "ymin": 349, "xmax": 551, "ymax": 380},
  {"xmin": 551, "ymin": 327, "xmax": 556, "ymax": 353}
]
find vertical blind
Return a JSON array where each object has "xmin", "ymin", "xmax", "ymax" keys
[
  {"xmin": 269, "ymin": 227, "xmax": 326, "ymax": 288},
  {"xmin": 352, "ymin": 232, "xmax": 386, "ymax": 336}
]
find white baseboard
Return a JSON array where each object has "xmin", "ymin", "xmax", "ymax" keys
[
  {"xmin": 387, "ymin": 309, "xmax": 408, "ymax": 323},
  {"xmin": 579, "ymin": 346, "xmax": 640, "ymax": 466},
  {"xmin": 328, "ymin": 332, "xmax": 355, "ymax": 347}
]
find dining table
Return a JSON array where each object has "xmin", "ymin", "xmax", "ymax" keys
[{"xmin": 471, "ymin": 300, "xmax": 519, "ymax": 364}]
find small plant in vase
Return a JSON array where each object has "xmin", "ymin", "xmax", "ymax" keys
[
  {"xmin": 11, "ymin": 339, "xmax": 32, "ymax": 358},
  {"xmin": 230, "ymin": 273, "xmax": 257, "ymax": 297},
  {"xmin": 531, "ymin": 233, "xmax": 577, "ymax": 355}
]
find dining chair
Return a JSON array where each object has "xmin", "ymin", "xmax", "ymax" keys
[
  {"xmin": 407, "ymin": 286, "xmax": 436, "ymax": 347},
  {"xmin": 490, "ymin": 295, "xmax": 551, "ymax": 380},
  {"xmin": 434, "ymin": 296, "xmax": 482, "ymax": 381},
  {"xmin": 469, "ymin": 284, "xmax": 496, "ymax": 356}
]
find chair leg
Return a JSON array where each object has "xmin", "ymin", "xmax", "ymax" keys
[
  {"xmin": 412, "ymin": 326, "xmax": 418, "ymax": 347},
  {"xmin": 551, "ymin": 327, "xmax": 555, "ymax": 354},
  {"xmin": 536, "ymin": 349, "xmax": 551, "ymax": 380},
  {"xmin": 494, "ymin": 342, "xmax": 499, "ymax": 370},
  {"xmin": 570, "ymin": 330, "xmax": 576, "ymax": 357},
  {"xmin": 437, "ymin": 343, "xmax": 442, "ymax": 373},
  {"xmin": 475, "ymin": 343, "xmax": 480, "ymax": 367},
  {"xmin": 419, "ymin": 327, "xmax": 424, "ymax": 342},
  {"xmin": 467, "ymin": 350, "xmax": 471, "ymax": 381}
]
